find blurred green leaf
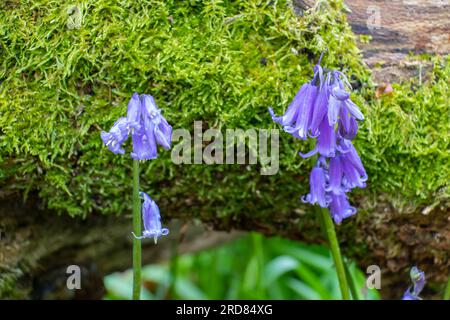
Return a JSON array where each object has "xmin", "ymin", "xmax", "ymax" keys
[
  {"xmin": 264, "ymin": 256, "xmax": 299, "ymax": 285},
  {"xmin": 104, "ymin": 234, "xmax": 380, "ymax": 300},
  {"xmin": 286, "ymin": 279, "xmax": 321, "ymax": 300}
]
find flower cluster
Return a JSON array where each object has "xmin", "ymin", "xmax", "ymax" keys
[
  {"xmin": 402, "ymin": 267, "xmax": 426, "ymax": 300},
  {"xmin": 101, "ymin": 92, "xmax": 172, "ymax": 160},
  {"xmin": 101, "ymin": 93, "xmax": 172, "ymax": 242},
  {"xmin": 270, "ymin": 57, "xmax": 367, "ymax": 224}
]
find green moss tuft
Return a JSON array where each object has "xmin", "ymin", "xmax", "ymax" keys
[{"xmin": 356, "ymin": 55, "xmax": 450, "ymax": 208}]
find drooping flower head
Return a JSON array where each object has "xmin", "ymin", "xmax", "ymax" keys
[
  {"xmin": 100, "ymin": 117, "xmax": 129, "ymax": 154},
  {"xmin": 402, "ymin": 267, "xmax": 426, "ymax": 300},
  {"xmin": 132, "ymin": 192, "xmax": 169, "ymax": 244},
  {"xmin": 269, "ymin": 56, "xmax": 324, "ymax": 140},
  {"xmin": 270, "ymin": 55, "xmax": 367, "ymax": 224},
  {"xmin": 301, "ymin": 157, "xmax": 329, "ymax": 208},
  {"xmin": 101, "ymin": 93, "xmax": 172, "ymax": 160},
  {"xmin": 141, "ymin": 94, "xmax": 172, "ymax": 150},
  {"xmin": 328, "ymin": 192, "xmax": 356, "ymax": 224}
]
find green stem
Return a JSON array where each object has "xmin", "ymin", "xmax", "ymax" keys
[
  {"xmin": 444, "ymin": 273, "xmax": 450, "ymax": 300},
  {"xmin": 169, "ymin": 240, "xmax": 179, "ymax": 299},
  {"xmin": 319, "ymin": 207, "xmax": 350, "ymax": 300},
  {"xmin": 132, "ymin": 160, "xmax": 142, "ymax": 300}
]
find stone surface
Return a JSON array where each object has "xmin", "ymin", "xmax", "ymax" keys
[{"xmin": 345, "ymin": 0, "xmax": 450, "ymax": 83}]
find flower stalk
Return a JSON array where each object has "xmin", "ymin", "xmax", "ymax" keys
[
  {"xmin": 132, "ymin": 159, "xmax": 142, "ymax": 300},
  {"xmin": 102, "ymin": 93, "xmax": 172, "ymax": 300},
  {"xmin": 269, "ymin": 55, "xmax": 366, "ymax": 300},
  {"xmin": 318, "ymin": 206, "xmax": 350, "ymax": 300}
]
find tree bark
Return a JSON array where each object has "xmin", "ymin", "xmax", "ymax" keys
[{"xmin": 345, "ymin": 0, "xmax": 450, "ymax": 83}]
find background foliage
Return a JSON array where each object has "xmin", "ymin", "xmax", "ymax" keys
[{"xmin": 104, "ymin": 234, "xmax": 381, "ymax": 300}]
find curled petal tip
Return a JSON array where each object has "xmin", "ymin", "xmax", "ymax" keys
[
  {"xmin": 131, "ymin": 232, "xmax": 144, "ymax": 240},
  {"xmin": 298, "ymin": 147, "xmax": 318, "ymax": 159}
]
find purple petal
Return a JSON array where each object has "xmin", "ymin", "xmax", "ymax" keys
[
  {"xmin": 140, "ymin": 94, "xmax": 172, "ymax": 151},
  {"xmin": 269, "ymin": 85, "xmax": 307, "ymax": 127},
  {"xmin": 344, "ymin": 99, "xmax": 364, "ymax": 121},
  {"xmin": 317, "ymin": 117, "xmax": 336, "ymax": 157},
  {"xmin": 126, "ymin": 92, "xmax": 142, "ymax": 131},
  {"xmin": 338, "ymin": 106, "xmax": 359, "ymax": 140},
  {"xmin": 313, "ymin": 63, "xmax": 324, "ymax": 87},
  {"xmin": 402, "ymin": 267, "xmax": 425, "ymax": 300},
  {"xmin": 329, "ymin": 193, "xmax": 356, "ymax": 224},
  {"xmin": 309, "ymin": 85, "xmax": 329, "ymax": 136},
  {"xmin": 295, "ymin": 84, "xmax": 318, "ymax": 139},
  {"xmin": 298, "ymin": 146, "xmax": 318, "ymax": 159},
  {"xmin": 329, "ymin": 156, "xmax": 343, "ymax": 194},
  {"xmin": 344, "ymin": 142, "xmax": 367, "ymax": 179},
  {"xmin": 139, "ymin": 192, "xmax": 169, "ymax": 241},
  {"xmin": 101, "ymin": 117, "xmax": 129, "ymax": 154},
  {"xmin": 302, "ymin": 166, "xmax": 329, "ymax": 207},
  {"xmin": 331, "ymin": 86, "xmax": 350, "ymax": 101},
  {"xmin": 341, "ymin": 157, "xmax": 366, "ymax": 189},
  {"xmin": 131, "ymin": 126, "xmax": 157, "ymax": 160},
  {"xmin": 283, "ymin": 84, "xmax": 317, "ymax": 139},
  {"xmin": 155, "ymin": 117, "xmax": 172, "ymax": 150},
  {"xmin": 327, "ymin": 94, "xmax": 341, "ymax": 125},
  {"xmin": 411, "ymin": 267, "xmax": 426, "ymax": 296},
  {"xmin": 141, "ymin": 94, "xmax": 160, "ymax": 120},
  {"xmin": 101, "ymin": 131, "xmax": 125, "ymax": 154},
  {"xmin": 402, "ymin": 290, "xmax": 420, "ymax": 300}
]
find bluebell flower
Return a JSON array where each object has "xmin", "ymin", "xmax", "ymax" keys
[
  {"xmin": 269, "ymin": 62, "xmax": 324, "ymax": 140},
  {"xmin": 270, "ymin": 56, "xmax": 366, "ymax": 224},
  {"xmin": 131, "ymin": 126, "xmax": 157, "ymax": 160},
  {"xmin": 340, "ymin": 140, "xmax": 367, "ymax": 182},
  {"xmin": 269, "ymin": 83, "xmax": 318, "ymax": 140},
  {"xmin": 100, "ymin": 117, "xmax": 129, "ymax": 154},
  {"xmin": 141, "ymin": 94, "xmax": 172, "ymax": 150},
  {"xmin": 402, "ymin": 267, "xmax": 425, "ymax": 300},
  {"xmin": 328, "ymin": 72, "xmax": 364, "ymax": 126},
  {"xmin": 283, "ymin": 84, "xmax": 318, "ymax": 140},
  {"xmin": 132, "ymin": 191, "xmax": 169, "ymax": 244},
  {"xmin": 338, "ymin": 105, "xmax": 358, "ymax": 140},
  {"xmin": 301, "ymin": 159, "xmax": 330, "ymax": 208},
  {"xmin": 101, "ymin": 93, "xmax": 172, "ymax": 159},
  {"xmin": 329, "ymin": 192, "xmax": 356, "ymax": 224},
  {"xmin": 341, "ymin": 155, "xmax": 367, "ymax": 189}
]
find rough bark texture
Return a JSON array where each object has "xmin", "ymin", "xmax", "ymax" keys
[
  {"xmin": 1, "ymin": 1, "xmax": 449, "ymax": 300},
  {"xmin": 346, "ymin": 0, "xmax": 450, "ymax": 83}
]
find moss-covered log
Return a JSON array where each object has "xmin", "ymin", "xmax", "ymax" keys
[{"xmin": 0, "ymin": 0, "xmax": 448, "ymax": 299}]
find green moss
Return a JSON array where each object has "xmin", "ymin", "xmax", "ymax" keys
[
  {"xmin": 0, "ymin": 0, "xmax": 448, "ymax": 222},
  {"xmin": 356, "ymin": 55, "xmax": 450, "ymax": 208},
  {"xmin": 0, "ymin": 267, "xmax": 25, "ymax": 299}
]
